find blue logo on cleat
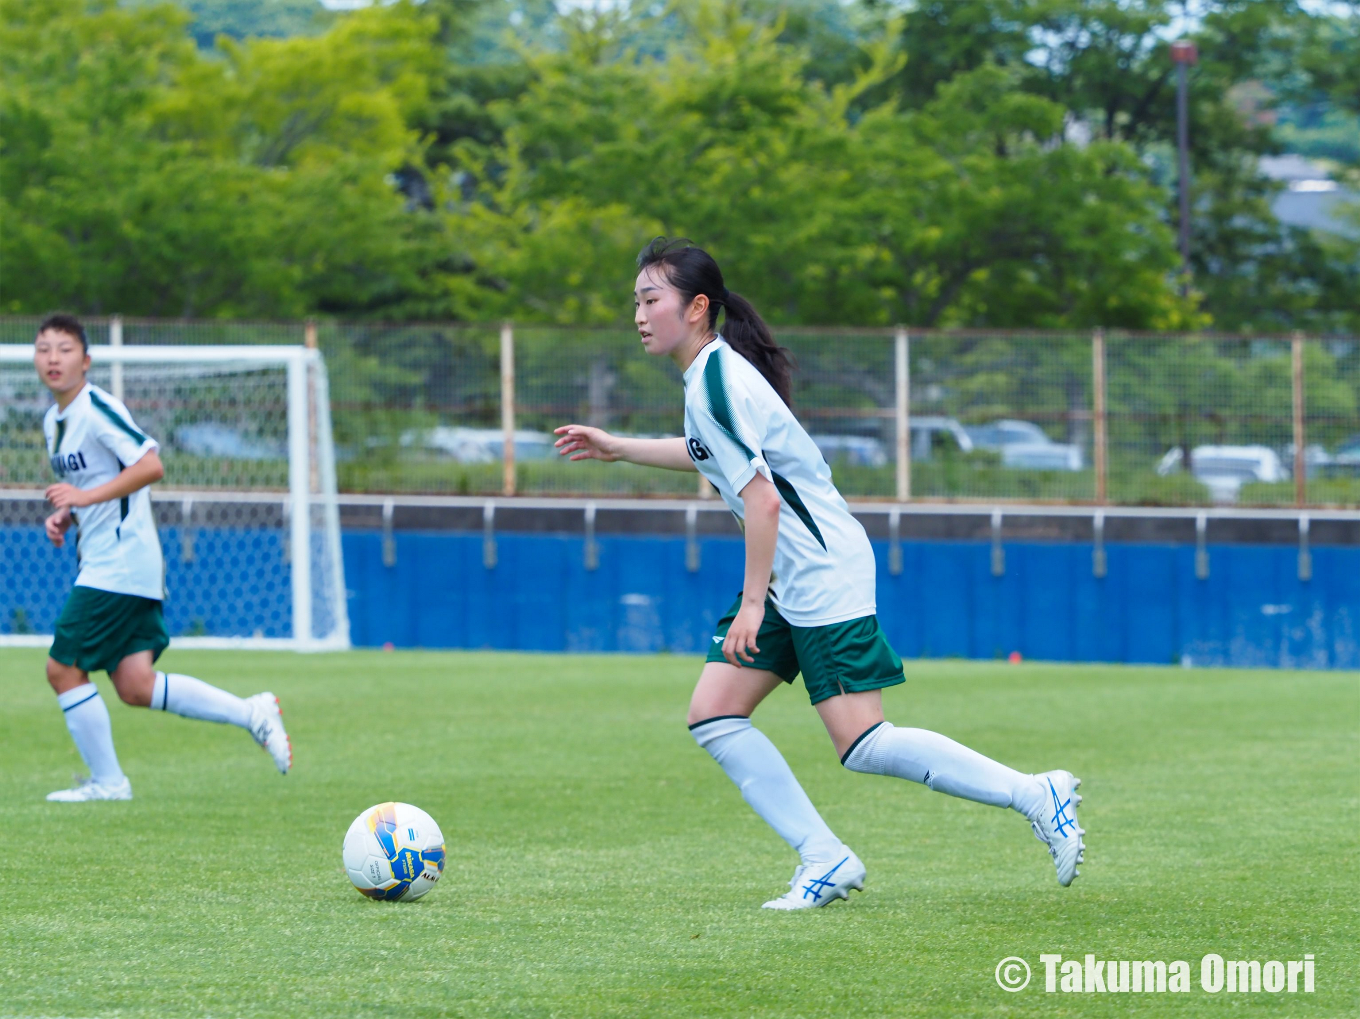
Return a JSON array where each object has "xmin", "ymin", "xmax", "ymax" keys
[
  {"xmin": 1048, "ymin": 778, "xmax": 1077, "ymax": 838},
  {"xmin": 801, "ymin": 856, "xmax": 849, "ymax": 901}
]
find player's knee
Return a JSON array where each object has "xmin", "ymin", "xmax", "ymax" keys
[
  {"xmin": 111, "ymin": 664, "xmax": 155, "ymax": 707},
  {"xmin": 114, "ymin": 683, "xmax": 150, "ymax": 707},
  {"xmin": 46, "ymin": 657, "xmax": 81, "ymax": 692}
]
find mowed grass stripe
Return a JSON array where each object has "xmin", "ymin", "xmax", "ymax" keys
[{"xmin": 0, "ymin": 649, "xmax": 1355, "ymax": 1018}]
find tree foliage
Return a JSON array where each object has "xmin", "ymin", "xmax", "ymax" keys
[
  {"xmin": 0, "ymin": 0, "xmax": 1355, "ymax": 332},
  {"xmin": 1, "ymin": 0, "xmax": 457, "ymax": 318}
]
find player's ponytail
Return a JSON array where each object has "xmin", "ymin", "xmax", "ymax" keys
[{"xmin": 636, "ymin": 237, "xmax": 793, "ymax": 406}]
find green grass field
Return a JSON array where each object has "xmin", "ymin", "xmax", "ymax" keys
[{"xmin": 1, "ymin": 649, "xmax": 1355, "ymax": 1018}]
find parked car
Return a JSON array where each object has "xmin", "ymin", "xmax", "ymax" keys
[
  {"xmin": 966, "ymin": 418, "xmax": 1084, "ymax": 471},
  {"xmin": 1000, "ymin": 443, "xmax": 1084, "ymax": 471},
  {"xmin": 1326, "ymin": 434, "xmax": 1360, "ymax": 477},
  {"xmin": 965, "ymin": 419, "xmax": 1049, "ymax": 449},
  {"xmin": 403, "ymin": 426, "xmax": 556, "ymax": 463},
  {"xmin": 173, "ymin": 423, "xmax": 284, "ymax": 460},
  {"xmin": 1282, "ymin": 443, "xmax": 1336, "ymax": 479},
  {"xmin": 908, "ymin": 416, "xmax": 974, "ymax": 460},
  {"xmin": 1156, "ymin": 445, "xmax": 1289, "ymax": 502},
  {"xmin": 810, "ymin": 434, "xmax": 888, "ymax": 467}
]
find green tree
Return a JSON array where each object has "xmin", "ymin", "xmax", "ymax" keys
[
  {"xmin": 450, "ymin": 6, "xmax": 1193, "ymax": 328},
  {"xmin": 883, "ymin": 0, "xmax": 1359, "ymax": 333},
  {"xmin": 0, "ymin": 0, "xmax": 460, "ymax": 319}
]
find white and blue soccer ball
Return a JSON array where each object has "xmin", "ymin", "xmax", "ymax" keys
[{"xmin": 343, "ymin": 802, "xmax": 446, "ymax": 901}]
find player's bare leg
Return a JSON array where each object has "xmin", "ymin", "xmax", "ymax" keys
[
  {"xmin": 826, "ymin": 689, "xmax": 1085, "ymax": 886},
  {"xmin": 115, "ymin": 651, "xmax": 292, "ymax": 774},
  {"xmin": 688, "ymin": 662, "xmax": 865, "ymax": 909}
]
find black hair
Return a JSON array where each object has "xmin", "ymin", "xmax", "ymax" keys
[
  {"xmin": 37, "ymin": 313, "xmax": 88, "ymax": 353},
  {"xmin": 636, "ymin": 237, "xmax": 793, "ymax": 406}
]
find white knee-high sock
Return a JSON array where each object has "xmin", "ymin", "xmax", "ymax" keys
[
  {"xmin": 690, "ymin": 715, "xmax": 843, "ymax": 863},
  {"xmin": 842, "ymin": 722, "xmax": 1045, "ymax": 819},
  {"xmin": 57, "ymin": 684, "xmax": 125, "ymax": 785},
  {"xmin": 151, "ymin": 672, "xmax": 251, "ymax": 728}
]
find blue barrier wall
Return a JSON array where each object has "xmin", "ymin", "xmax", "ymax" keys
[
  {"xmin": 343, "ymin": 531, "xmax": 1360, "ymax": 669},
  {"xmin": 4, "ymin": 525, "xmax": 1355, "ymax": 668}
]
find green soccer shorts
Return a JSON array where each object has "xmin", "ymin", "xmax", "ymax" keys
[
  {"xmin": 49, "ymin": 586, "xmax": 169, "ymax": 676},
  {"xmin": 705, "ymin": 593, "xmax": 905, "ymax": 705}
]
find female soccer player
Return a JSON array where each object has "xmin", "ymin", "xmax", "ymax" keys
[
  {"xmin": 35, "ymin": 314, "xmax": 292, "ymax": 802},
  {"xmin": 554, "ymin": 240, "xmax": 1084, "ymax": 908}
]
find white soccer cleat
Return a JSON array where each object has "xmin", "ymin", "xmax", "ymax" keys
[
  {"xmin": 246, "ymin": 692, "xmax": 292, "ymax": 774},
  {"xmin": 46, "ymin": 775, "xmax": 133, "ymax": 802},
  {"xmin": 761, "ymin": 849, "xmax": 866, "ymax": 910},
  {"xmin": 1030, "ymin": 770, "xmax": 1084, "ymax": 886}
]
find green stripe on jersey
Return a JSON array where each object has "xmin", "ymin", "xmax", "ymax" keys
[
  {"xmin": 702, "ymin": 349, "xmax": 756, "ymax": 460},
  {"xmin": 704, "ymin": 346, "xmax": 827, "ymax": 550},
  {"xmin": 88, "ymin": 390, "xmax": 147, "ymax": 445},
  {"xmin": 770, "ymin": 469, "xmax": 827, "ymax": 550}
]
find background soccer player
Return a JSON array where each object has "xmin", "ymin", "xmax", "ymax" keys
[
  {"xmin": 555, "ymin": 240, "xmax": 1085, "ymax": 908},
  {"xmin": 35, "ymin": 314, "xmax": 292, "ymax": 802}
]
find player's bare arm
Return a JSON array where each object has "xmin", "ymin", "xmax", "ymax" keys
[
  {"xmin": 723, "ymin": 472, "xmax": 779, "ymax": 668},
  {"xmin": 46, "ymin": 450, "xmax": 164, "ymax": 511},
  {"xmin": 552, "ymin": 426, "xmax": 695, "ymax": 471}
]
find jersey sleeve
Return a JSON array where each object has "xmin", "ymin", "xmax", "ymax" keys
[
  {"xmin": 88, "ymin": 391, "xmax": 159, "ymax": 467},
  {"xmin": 693, "ymin": 351, "xmax": 772, "ymax": 495}
]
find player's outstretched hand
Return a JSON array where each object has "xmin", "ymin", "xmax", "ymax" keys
[
  {"xmin": 554, "ymin": 425, "xmax": 620, "ymax": 462},
  {"xmin": 45, "ymin": 507, "xmax": 72, "ymax": 548},
  {"xmin": 46, "ymin": 483, "xmax": 91, "ymax": 510}
]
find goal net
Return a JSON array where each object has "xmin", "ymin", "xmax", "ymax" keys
[{"xmin": 0, "ymin": 343, "xmax": 349, "ymax": 650}]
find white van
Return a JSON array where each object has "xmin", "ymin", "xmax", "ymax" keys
[{"xmin": 1156, "ymin": 445, "xmax": 1289, "ymax": 502}]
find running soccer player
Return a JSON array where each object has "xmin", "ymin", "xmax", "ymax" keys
[
  {"xmin": 554, "ymin": 240, "xmax": 1084, "ymax": 909},
  {"xmin": 35, "ymin": 314, "xmax": 292, "ymax": 802}
]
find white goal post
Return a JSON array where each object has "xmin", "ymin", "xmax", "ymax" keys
[{"xmin": 0, "ymin": 343, "xmax": 349, "ymax": 651}]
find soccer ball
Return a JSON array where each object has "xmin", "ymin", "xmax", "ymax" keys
[{"xmin": 343, "ymin": 802, "xmax": 446, "ymax": 901}]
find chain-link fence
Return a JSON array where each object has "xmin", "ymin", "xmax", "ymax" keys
[{"xmin": 3, "ymin": 317, "xmax": 1357, "ymax": 506}]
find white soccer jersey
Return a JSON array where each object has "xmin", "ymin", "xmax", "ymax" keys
[
  {"xmin": 43, "ymin": 383, "xmax": 165, "ymax": 600},
  {"xmin": 683, "ymin": 337, "xmax": 877, "ymax": 627}
]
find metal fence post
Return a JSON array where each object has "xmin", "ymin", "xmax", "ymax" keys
[
  {"xmin": 1298, "ymin": 514, "xmax": 1312, "ymax": 582},
  {"xmin": 482, "ymin": 499, "xmax": 497, "ymax": 569},
  {"xmin": 685, "ymin": 503, "xmax": 701, "ymax": 572},
  {"xmin": 381, "ymin": 497, "xmax": 396, "ymax": 568},
  {"xmin": 583, "ymin": 501, "xmax": 599, "ymax": 570},
  {"xmin": 1092, "ymin": 328, "xmax": 1107, "ymax": 505},
  {"xmin": 1195, "ymin": 511, "xmax": 1209, "ymax": 580},
  {"xmin": 1292, "ymin": 333, "xmax": 1306, "ymax": 508},
  {"xmin": 500, "ymin": 321, "xmax": 516, "ymax": 497},
  {"xmin": 109, "ymin": 315, "xmax": 124, "ymax": 401},
  {"xmin": 895, "ymin": 326, "xmax": 910, "ymax": 502},
  {"xmin": 990, "ymin": 509, "xmax": 1005, "ymax": 577}
]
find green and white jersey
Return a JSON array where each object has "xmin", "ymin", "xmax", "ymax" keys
[
  {"xmin": 43, "ymin": 383, "xmax": 165, "ymax": 600},
  {"xmin": 683, "ymin": 337, "xmax": 876, "ymax": 627}
]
